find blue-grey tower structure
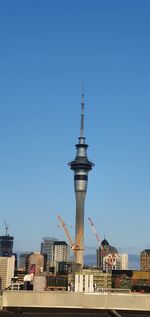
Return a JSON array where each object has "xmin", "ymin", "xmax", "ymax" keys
[{"xmin": 68, "ymin": 93, "xmax": 94, "ymax": 266}]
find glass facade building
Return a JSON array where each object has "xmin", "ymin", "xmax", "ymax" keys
[{"xmin": 0, "ymin": 235, "xmax": 14, "ymax": 257}]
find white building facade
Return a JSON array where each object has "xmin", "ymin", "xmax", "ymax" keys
[
  {"xmin": 103, "ymin": 253, "xmax": 128, "ymax": 271},
  {"xmin": 0, "ymin": 255, "xmax": 15, "ymax": 290}
]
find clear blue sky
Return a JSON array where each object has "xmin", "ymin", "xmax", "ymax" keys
[{"xmin": 0, "ymin": 0, "xmax": 150, "ymax": 254}]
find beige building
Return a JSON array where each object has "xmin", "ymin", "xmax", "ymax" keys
[
  {"xmin": 120, "ymin": 253, "xmax": 128, "ymax": 270},
  {"xmin": 50, "ymin": 241, "xmax": 69, "ymax": 272},
  {"xmin": 0, "ymin": 256, "xmax": 15, "ymax": 290},
  {"xmin": 69, "ymin": 268, "xmax": 111, "ymax": 291},
  {"xmin": 26, "ymin": 252, "xmax": 44, "ymax": 275},
  {"xmin": 140, "ymin": 249, "xmax": 150, "ymax": 271},
  {"xmin": 53, "ymin": 241, "xmax": 69, "ymax": 262}
]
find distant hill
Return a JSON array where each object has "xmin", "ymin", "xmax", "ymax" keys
[
  {"xmin": 16, "ymin": 250, "xmax": 140, "ymax": 270},
  {"xmin": 128, "ymin": 254, "xmax": 140, "ymax": 270},
  {"xmin": 84, "ymin": 253, "xmax": 140, "ymax": 270},
  {"xmin": 84, "ymin": 254, "xmax": 96, "ymax": 266}
]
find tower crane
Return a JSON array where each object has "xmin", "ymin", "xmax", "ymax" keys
[
  {"xmin": 57, "ymin": 215, "xmax": 83, "ymax": 253},
  {"xmin": 88, "ymin": 217, "xmax": 115, "ymax": 269},
  {"xmin": 88, "ymin": 217, "xmax": 101, "ymax": 246},
  {"xmin": 88, "ymin": 217, "xmax": 107, "ymax": 255}
]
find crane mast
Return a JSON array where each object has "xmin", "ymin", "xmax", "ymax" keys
[{"xmin": 57, "ymin": 215, "xmax": 82, "ymax": 252}]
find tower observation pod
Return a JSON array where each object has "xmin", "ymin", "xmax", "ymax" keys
[{"xmin": 68, "ymin": 93, "xmax": 94, "ymax": 267}]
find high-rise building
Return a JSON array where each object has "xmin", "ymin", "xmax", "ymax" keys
[
  {"xmin": 140, "ymin": 249, "xmax": 150, "ymax": 271},
  {"xmin": 0, "ymin": 255, "xmax": 15, "ymax": 290},
  {"xmin": 41, "ymin": 237, "xmax": 57, "ymax": 271},
  {"xmin": 48, "ymin": 241, "xmax": 69, "ymax": 274},
  {"xmin": 0, "ymin": 235, "xmax": 14, "ymax": 257},
  {"xmin": 97, "ymin": 239, "xmax": 111, "ymax": 268},
  {"xmin": 119, "ymin": 253, "xmax": 128, "ymax": 270},
  {"xmin": 41, "ymin": 238, "xmax": 69, "ymax": 273},
  {"xmin": 53, "ymin": 241, "xmax": 69, "ymax": 263},
  {"xmin": 19, "ymin": 252, "xmax": 31, "ymax": 270},
  {"xmin": 68, "ymin": 93, "xmax": 94, "ymax": 266},
  {"xmin": 96, "ymin": 239, "xmax": 118, "ymax": 270}
]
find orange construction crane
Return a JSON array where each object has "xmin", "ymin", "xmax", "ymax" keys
[{"xmin": 57, "ymin": 215, "xmax": 83, "ymax": 253}]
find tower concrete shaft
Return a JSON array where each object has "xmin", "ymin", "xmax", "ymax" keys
[{"xmin": 68, "ymin": 93, "xmax": 94, "ymax": 266}]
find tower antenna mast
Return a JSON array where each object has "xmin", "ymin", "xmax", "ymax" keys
[
  {"xmin": 80, "ymin": 81, "xmax": 84, "ymax": 138},
  {"xmin": 4, "ymin": 221, "xmax": 9, "ymax": 236}
]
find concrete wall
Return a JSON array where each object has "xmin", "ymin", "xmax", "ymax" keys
[
  {"xmin": 0, "ymin": 295, "xmax": 2, "ymax": 310},
  {"xmin": 2, "ymin": 291, "xmax": 150, "ymax": 311},
  {"xmin": 2, "ymin": 291, "xmax": 83, "ymax": 309}
]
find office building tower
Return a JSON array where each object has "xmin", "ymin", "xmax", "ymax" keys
[
  {"xmin": 68, "ymin": 93, "xmax": 94, "ymax": 266},
  {"xmin": 0, "ymin": 255, "xmax": 15, "ymax": 290},
  {"xmin": 97, "ymin": 239, "xmax": 110, "ymax": 269},
  {"xmin": 41, "ymin": 238, "xmax": 69, "ymax": 274},
  {"xmin": 140, "ymin": 249, "xmax": 150, "ymax": 271},
  {"xmin": 97, "ymin": 239, "xmax": 118, "ymax": 270},
  {"xmin": 53, "ymin": 241, "xmax": 69, "ymax": 262},
  {"xmin": 41, "ymin": 237, "xmax": 57, "ymax": 271},
  {"xmin": 0, "ymin": 235, "xmax": 14, "ymax": 257},
  {"xmin": 119, "ymin": 253, "xmax": 128, "ymax": 270},
  {"xmin": 50, "ymin": 241, "xmax": 69, "ymax": 274},
  {"xmin": 19, "ymin": 252, "xmax": 31, "ymax": 270}
]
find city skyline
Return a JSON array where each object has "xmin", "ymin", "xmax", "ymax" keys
[{"xmin": 0, "ymin": 1, "xmax": 150, "ymax": 254}]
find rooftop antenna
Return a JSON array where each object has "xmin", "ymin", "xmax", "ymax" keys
[
  {"xmin": 4, "ymin": 221, "xmax": 9, "ymax": 236},
  {"xmin": 80, "ymin": 81, "xmax": 85, "ymax": 138}
]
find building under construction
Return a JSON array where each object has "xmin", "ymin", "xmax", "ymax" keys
[{"xmin": 0, "ymin": 222, "xmax": 14, "ymax": 257}]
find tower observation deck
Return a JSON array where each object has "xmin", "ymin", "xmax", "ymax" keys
[{"xmin": 68, "ymin": 93, "xmax": 94, "ymax": 266}]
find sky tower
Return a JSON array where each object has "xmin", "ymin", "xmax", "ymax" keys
[{"xmin": 68, "ymin": 92, "xmax": 94, "ymax": 267}]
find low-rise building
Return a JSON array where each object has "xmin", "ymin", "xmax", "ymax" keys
[{"xmin": 69, "ymin": 268, "xmax": 111, "ymax": 292}]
